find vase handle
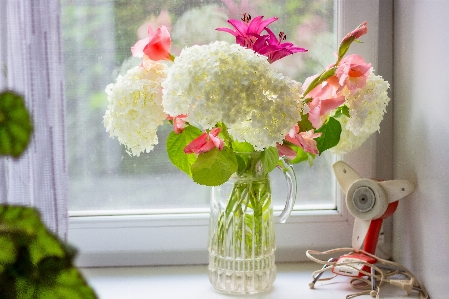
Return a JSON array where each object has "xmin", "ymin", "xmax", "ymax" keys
[{"xmin": 278, "ymin": 157, "xmax": 297, "ymax": 223}]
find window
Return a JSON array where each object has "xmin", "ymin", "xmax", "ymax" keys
[{"xmin": 66, "ymin": 0, "xmax": 390, "ymax": 267}]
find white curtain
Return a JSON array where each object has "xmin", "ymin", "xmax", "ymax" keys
[{"xmin": 0, "ymin": 0, "xmax": 67, "ymax": 239}]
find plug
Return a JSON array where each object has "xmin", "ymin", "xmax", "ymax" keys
[{"xmin": 390, "ymin": 278, "xmax": 414, "ymax": 295}]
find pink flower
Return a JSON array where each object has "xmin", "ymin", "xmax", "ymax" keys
[
  {"xmin": 276, "ymin": 143, "xmax": 297, "ymax": 159},
  {"xmin": 284, "ymin": 125, "xmax": 322, "ymax": 155},
  {"xmin": 167, "ymin": 114, "xmax": 187, "ymax": 134},
  {"xmin": 184, "ymin": 128, "xmax": 224, "ymax": 154},
  {"xmin": 304, "ymin": 76, "xmax": 345, "ymax": 129},
  {"xmin": 216, "ymin": 14, "xmax": 278, "ymax": 49},
  {"xmin": 218, "ymin": 15, "xmax": 306, "ymax": 63},
  {"xmin": 131, "ymin": 25, "xmax": 172, "ymax": 62},
  {"xmin": 296, "ymin": 130, "xmax": 322, "ymax": 155},
  {"xmin": 252, "ymin": 28, "xmax": 307, "ymax": 63},
  {"xmin": 341, "ymin": 21, "xmax": 368, "ymax": 44},
  {"xmin": 335, "ymin": 54, "xmax": 371, "ymax": 93}
]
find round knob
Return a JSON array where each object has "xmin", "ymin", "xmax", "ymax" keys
[
  {"xmin": 352, "ymin": 186, "xmax": 376, "ymax": 212},
  {"xmin": 346, "ymin": 179, "xmax": 388, "ymax": 220}
]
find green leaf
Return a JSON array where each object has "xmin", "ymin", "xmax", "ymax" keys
[
  {"xmin": 166, "ymin": 126, "xmax": 202, "ymax": 176},
  {"xmin": 235, "ymin": 153, "xmax": 250, "ymax": 174},
  {"xmin": 0, "ymin": 91, "xmax": 33, "ymax": 158},
  {"xmin": 231, "ymin": 141, "xmax": 255, "ymax": 174},
  {"xmin": 298, "ymin": 113, "xmax": 313, "ymax": 132},
  {"xmin": 191, "ymin": 147, "xmax": 238, "ymax": 186},
  {"xmin": 334, "ymin": 105, "xmax": 350, "ymax": 118},
  {"xmin": 288, "ymin": 144, "xmax": 309, "ymax": 164},
  {"xmin": 260, "ymin": 147, "xmax": 279, "ymax": 176},
  {"xmin": 0, "ymin": 205, "xmax": 97, "ymax": 299},
  {"xmin": 36, "ymin": 268, "xmax": 97, "ymax": 299},
  {"xmin": 315, "ymin": 117, "xmax": 342, "ymax": 154},
  {"xmin": 0, "ymin": 234, "xmax": 17, "ymax": 265},
  {"xmin": 231, "ymin": 141, "xmax": 254, "ymax": 153}
]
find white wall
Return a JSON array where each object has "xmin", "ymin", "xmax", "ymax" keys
[{"xmin": 393, "ymin": 1, "xmax": 449, "ymax": 297}]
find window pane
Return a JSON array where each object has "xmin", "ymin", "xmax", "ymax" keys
[{"xmin": 62, "ymin": 0, "xmax": 336, "ymax": 212}]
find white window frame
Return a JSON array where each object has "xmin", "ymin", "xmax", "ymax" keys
[{"xmin": 68, "ymin": 0, "xmax": 393, "ymax": 267}]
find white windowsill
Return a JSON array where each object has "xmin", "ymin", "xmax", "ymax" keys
[{"xmin": 80, "ymin": 263, "xmax": 420, "ymax": 299}]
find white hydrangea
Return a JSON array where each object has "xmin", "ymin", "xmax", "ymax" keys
[
  {"xmin": 162, "ymin": 41, "xmax": 303, "ymax": 150},
  {"xmin": 104, "ymin": 61, "xmax": 168, "ymax": 156},
  {"xmin": 331, "ymin": 71, "xmax": 390, "ymax": 154}
]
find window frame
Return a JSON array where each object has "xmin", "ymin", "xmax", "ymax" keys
[{"xmin": 68, "ymin": 0, "xmax": 392, "ymax": 267}]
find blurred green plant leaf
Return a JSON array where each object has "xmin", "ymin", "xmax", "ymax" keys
[
  {"xmin": 0, "ymin": 91, "xmax": 33, "ymax": 158},
  {"xmin": 0, "ymin": 205, "xmax": 97, "ymax": 299}
]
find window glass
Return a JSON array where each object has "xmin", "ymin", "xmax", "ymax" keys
[{"xmin": 62, "ymin": 0, "xmax": 336, "ymax": 212}]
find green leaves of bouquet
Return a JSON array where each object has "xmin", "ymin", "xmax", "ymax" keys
[
  {"xmin": 0, "ymin": 91, "xmax": 33, "ymax": 158},
  {"xmin": 0, "ymin": 206, "xmax": 97, "ymax": 299},
  {"xmin": 166, "ymin": 124, "xmax": 280, "ymax": 187}
]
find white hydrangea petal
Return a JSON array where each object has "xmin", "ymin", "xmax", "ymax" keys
[
  {"xmin": 162, "ymin": 41, "xmax": 303, "ymax": 150},
  {"xmin": 331, "ymin": 71, "xmax": 390, "ymax": 154},
  {"xmin": 104, "ymin": 61, "xmax": 168, "ymax": 156}
]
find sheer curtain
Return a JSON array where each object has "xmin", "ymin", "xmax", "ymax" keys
[{"xmin": 0, "ymin": 0, "xmax": 67, "ymax": 239}]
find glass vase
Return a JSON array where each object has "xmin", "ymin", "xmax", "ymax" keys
[{"xmin": 207, "ymin": 152, "xmax": 296, "ymax": 294}]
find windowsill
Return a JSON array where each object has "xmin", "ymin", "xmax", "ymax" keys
[{"xmin": 80, "ymin": 262, "xmax": 420, "ymax": 298}]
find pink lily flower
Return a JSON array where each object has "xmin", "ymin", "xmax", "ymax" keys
[
  {"xmin": 184, "ymin": 128, "xmax": 224, "ymax": 155},
  {"xmin": 167, "ymin": 114, "xmax": 187, "ymax": 134},
  {"xmin": 276, "ymin": 143, "xmax": 297, "ymax": 160},
  {"xmin": 252, "ymin": 28, "xmax": 307, "ymax": 63},
  {"xmin": 131, "ymin": 25, "xmax": 173, "ymax": 62},
  {"xmin": 335, "ymin": 54, "xmax": 371, "ymax": 93},
  {"xmin": 284, "ymin": 125, "xmax": 322, "ymax": 155},
  {"xmin": 341, "ymin": 21, "xmax": 368, "ymax": 44},
  {"xmin": 304, "ymin": 76, "xmax": 345, "ymax": 129},
  {"xmin": 216, "ymin": 15, "xmax": 278, "ymax": 49}
]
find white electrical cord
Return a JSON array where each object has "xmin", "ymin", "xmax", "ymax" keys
[{"xmin": 306, "ymin": 248, "xmax": 430, "ymax": 299}]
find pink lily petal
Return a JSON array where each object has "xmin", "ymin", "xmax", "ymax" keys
[
  {"xmin": 252, "ymin": 28, "xmax": 307, "ymax": 63},
  {"xmin": 143, "ymin": 26, "xmax": 172, "ymax": 61},
  {"xmin": 184, "ymin": 128, "xmax": 223, "ymax": 154},
  {"xmin": 308, "ymin": 95, "xmax": 345, "ymax": 129},
  {"xmin": 297, "ymin": 130, "xmax": 322, "ymax": 155},
  {"xmin": 320, "ymin": 96, "xmax": 346, "ymax": 115},
  {"xmin": 308, "ymin": 106, "xmax": 323, "ymax": 130},
  {"xmin": 227, "ymin": 19, "xmax": 250, "ymax": 36},
  {"xmin": 276, "ymin": 143, "xmax": 297, "ymax": 160},
  {"xmin": 131, "ymin": 37, "xmax": 150, "ymax": 57},
  {"xmin": 217, "ymin": 15, "xmax": 306, "ymax": 63},
  {"xmin": 285, "ymin": 133, "xmax": 301, "ymax": 147},
  {"xmin": 283, "ymin": 125, "xmax": 321, "ymax": 155},
  {"xmin": 247, "ymin": 16, "xmax": 278, "ymax": 35},
  {"xmin": 336, "ymin": 54, "xmax": 371, "ymax": 92},
  {"xmin": 167, "ymin": 114, "xmax": 187, "ymax": 134},
  {"xmin": 131, "ymin": 25, "xmax": 172, "ymax": 62},
  {"xmin": 284, "ymin": 124, "xmax": 301, "ymax": 147},
  {"xmin": 215, "ymin": 27, "xmax": 240, "ymax": 37}
]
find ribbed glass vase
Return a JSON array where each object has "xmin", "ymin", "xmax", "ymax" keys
[{"xmin": 207, "ymin": 152, "xmax": 276, "ymax": 294}]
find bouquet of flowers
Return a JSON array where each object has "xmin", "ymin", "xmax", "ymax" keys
[
  {"xmin": 103, "ymin": 13, "xmax": 390, "ymax": 294},
  {"xmin": 103, "ymin": 16, "xmax": 389, "ymax": 188}
]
